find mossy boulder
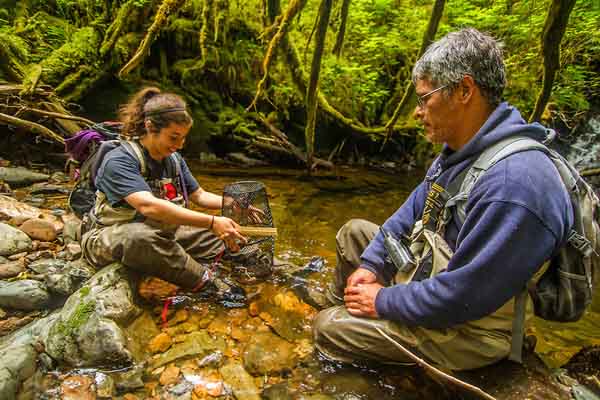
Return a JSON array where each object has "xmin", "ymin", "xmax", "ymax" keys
[{"xmin": 44, "ymin": 262, "xmax": 140, "ymax": 367}]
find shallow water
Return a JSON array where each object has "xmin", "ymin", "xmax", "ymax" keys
[
  {"xmin": 23, "ymin": 163, "xmax": 600, "ymax": 398},
  {"xmin": 192, "ymin": 163, "xmax": 600, "ymax": 370}
]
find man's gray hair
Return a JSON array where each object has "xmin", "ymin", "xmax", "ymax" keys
[{"xmin": 412, "ymin": 28, "xmax": 506, "ymax": 108}]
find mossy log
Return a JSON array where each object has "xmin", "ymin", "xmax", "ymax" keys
[{"xmin": 100, "ymin": 0, "xmax": 136, "ymax": 57}]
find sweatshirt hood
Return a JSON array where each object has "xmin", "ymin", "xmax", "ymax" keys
[{"xmin": 440, "ymin": 102, "xmax": 551, "ymax": 169}]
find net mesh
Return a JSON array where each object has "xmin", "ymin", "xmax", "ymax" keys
[{"xmin": 222, "ymin": 181, "xmax": 275, "ymax": 270}]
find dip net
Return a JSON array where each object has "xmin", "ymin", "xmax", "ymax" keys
[{"xmin": 221, "ymin": 181, "xmax": 275, "ymax": 277}]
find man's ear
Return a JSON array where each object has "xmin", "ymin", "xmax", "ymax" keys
[{"xmin": 460, "ymin": 75, "xmax": 477, "ymax": 104}]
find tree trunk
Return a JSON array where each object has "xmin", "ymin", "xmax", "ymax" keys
[
  {"xmin": 383, "ymin": 0, "xmax": 445, "ymax": 135},
  {"xmin": 304, "ymin": 0, "xmax": 333, "ymax": 172},
  {"xmin": 529, "ymin": 0, "xmax": 577, "ymax": 123},
  {"xmin": 332, "ymin": 0, "xmax": 351, "ymax": 58}
]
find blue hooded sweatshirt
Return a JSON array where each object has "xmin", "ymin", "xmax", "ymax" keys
[{"xmin": 361, "ymin": 102, "xmax": 574, "ymax": 328}]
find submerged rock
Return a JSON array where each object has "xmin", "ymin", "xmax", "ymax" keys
[
  {"xmin": 44, "ymin": 263, "xmax": 140, "ymax": 367},
  {"xmin": 148, "ymin": 331, "xmax": 226, "ymax": 370},
  {"xmin": 243, "ymin": 331, "xmax": 298, "ymax": 376},
  {"xmin": 0, "ymin": 222, "xmax": 33, "ymax": 256},
  {"xmin": 0, "ymin": 195, "xmax": 43, "ymax": 222},
  {"xmin": 0, "ymin": 280, "xmax": 51, "ymax": 310},
  {"xmin": 219, "ymin": 362, "xmax": 260, "ymax": 400},
  {"xmin": 0, "ymin": 167, "xmax": 49, "ymax": 187}
]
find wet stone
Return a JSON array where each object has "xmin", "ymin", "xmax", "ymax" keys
[
  {"xmin": 0, "ymin": 195, "xmax": 43, "ymax": 221},
  {"xmin": 0, "ymin": 222, "xmax": 33, "ymax": 256},
  {"xmin": 0, "ymin": 259, "xmax": 25, "ymax": 279},
  {"xmin": 262, "ymin": 383, "xmax": 293, "ymax": 400},
  {"xmin": 0, "ymin": 280, "xmax": 50, "ymax": 310},
  {"xmin": 159, "ymin": 365, "xmax": 180, "ymax": 386},
  {"xmin": 113, "ymin": 364, "xmax": 145, "ymax": 392},
  {"xmin": 243, "ymin": 332, "xmax": 298, "ymax": 376},
  {"xmin": 61, "ymin": 375, "xmax": 95, "ymax": 400},
  {"xmin": 0, "ymin": 315, "xmax": 35, "ymax": 336},
  {"xmin": 148, "ymin": 331, "xmax": 226, "ymax": 370},
  {"xmin": 0, "ymin": 256, "xmax": 8, "ymax": 264},
  {"xmin": 19, "ymin": 218, "xmax": 58, "ymax": 242},
  {"xmin": 219, "ymin": 362, "xmax": 260, "ymax": 400},
  {"xmin": 0, "ymin": 167, "xmax": 49, "ymax": 186},
  {"xmin": 95, "ymin": 372, "xmax": 115, "ymax": 399},
  {"xmin": 149, "ymin": 332, "xmax": 172, "ymax": 353}
]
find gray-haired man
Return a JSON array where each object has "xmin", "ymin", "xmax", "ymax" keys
[{"xmin": 313, "ymin": 28, "xmax": 572, "ymax": 370}]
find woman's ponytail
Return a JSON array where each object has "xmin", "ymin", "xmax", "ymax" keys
[{"xmin": 118, "ymin": 87, "xmax": 192, "ymax": 139}]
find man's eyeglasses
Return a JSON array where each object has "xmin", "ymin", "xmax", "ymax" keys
[{"xmin": 416, "ymin": 84, "xmax": 448, "ymax": 108}]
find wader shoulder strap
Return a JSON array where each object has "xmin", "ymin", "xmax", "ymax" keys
[
  {"xmin": 169, "ymin": 152, "xmax": 189, "ymax": 207},
  {"xmin": 509, "ymin": 289, "xmax": 528, "ymax": 363},
  {"xmin": 121, "ymin": 140, "xmax": 147, "ymax": 176}
]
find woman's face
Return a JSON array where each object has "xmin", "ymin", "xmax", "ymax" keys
[{"xmin": 146, "ymin": 122, "xmax": 191, "ymax": 160}]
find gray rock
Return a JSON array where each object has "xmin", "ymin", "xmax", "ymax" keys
[
  {"xmin": 0, "ymin": 280, "xmax": 50, "ymax": 311},
  {"xmin": 28, "ymin": 258, "xmax": 67, "ymax": 275},
  {"xmin": 45, "ymin": 273, "xmax": 78, "ymax": 296},
  {"xmin": 0, "ymin": 223, "xmax": 32, "ymax": 256},
  {"xmin": 0, "ymin": 256, "xmax": 8, "ymax": 264},
  {"xmin": 0, "ymin": 167, "xmax": 49, "ymax": 187},
  {"xmin": 44, "ymin": 263, "xmax": 140, "ymax": 367},
  {"xmin": 243, "ymin": 332, "xmax": 297, "ymax": 376},
  {"xmin": 30, "ymin": 183, "xmax": 69, "ymax": 195},
  {"xmin": 0, "ymin": 259, "xmax": 25, "ymax": 279},
  {"xmin": 61, "ymin": 214, "xmax": 81, "ymax": 245},
  {"xmin": 219, "ymin": 362, "xmax": 260, "ymax": 400},
  {"xmin": 0, "ymin": 344, "xmax": 37, "ymax": 400},
  {"xmin": 49, "ymin": 172, "xmax": 69, "ymax": 183}
]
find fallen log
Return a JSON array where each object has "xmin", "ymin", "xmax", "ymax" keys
[{"xmin": 0, "ymin": 112, "xmax": 65, "ymax": 144}]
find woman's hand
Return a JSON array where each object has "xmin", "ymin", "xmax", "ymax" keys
[{"xmin": 212, "ymin": 216, "xmax": 247, "ymax": 252}]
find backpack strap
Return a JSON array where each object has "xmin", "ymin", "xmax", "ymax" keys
[{"xmin": 446, "ymin": 136, "xmax": 548, "ymax": 226}]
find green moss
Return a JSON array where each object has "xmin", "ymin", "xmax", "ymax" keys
[
  {"xmin": 40, "ymin": 26, "xmax": 100, "ymax": 85},
  {"xmin": 79, "ymin": 286, "xmax": 90, "ymax": 297},
  {"xmin": 50, "ymin": 298, "xmax": 96, "ymax": 358}
]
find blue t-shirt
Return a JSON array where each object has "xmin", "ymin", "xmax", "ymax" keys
[{"xmin": 95, "ymin": 144, "xmax": 200, "ymax": 207}]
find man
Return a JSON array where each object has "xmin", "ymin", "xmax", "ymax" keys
[{"xmin": 312, "ymin": 28, "xmax": 573, "ymax": 371}]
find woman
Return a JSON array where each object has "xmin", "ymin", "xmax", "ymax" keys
[{"xmin": 81, "ymin": 87, "xmax": 246, "ymax": 290}]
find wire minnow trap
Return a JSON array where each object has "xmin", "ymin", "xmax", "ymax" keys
[{"xmin": 222, "ymin": 181, "xmax": 276, "ymax": 274}]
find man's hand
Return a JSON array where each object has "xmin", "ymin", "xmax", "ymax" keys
[
  {"xmin": 212, "ymin": 216, "xmax": 247, "ymax": 252},
  {"xmin": 344, "ymin": 282, "xmax": 383, "ymax": 318},
  {"xmin": 347, "ymin": 267, "xmax": 378, "ymax": 288}
]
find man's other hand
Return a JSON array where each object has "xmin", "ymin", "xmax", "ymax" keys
[
  {"xmin": 346, "ymin": 267, "xmax": 378, "ymax": 288},
  {"xmin": 344, "ymin": 283, "xmax": 383, "ymax": 318}
]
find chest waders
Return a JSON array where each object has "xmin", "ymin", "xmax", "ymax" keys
[
  {"xmin": 90, "ymin": 140, "xmax": 188, "ymax": 229},
  {"xmin": 405, "ymin": 137, "xmax": 570, "ymax": 364}
]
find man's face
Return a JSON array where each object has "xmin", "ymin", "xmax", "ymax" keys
[{"xmin": 413, "ymin": 79, "xmax": 461, "ymax": 147}]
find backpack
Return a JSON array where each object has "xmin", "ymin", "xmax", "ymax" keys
[
  {"xmin": 446, "ymin": 135, "xmax": 600, "ymax": 361},
  {"xmin": 66, "ymin": 123, "xmax": 188, "ymax": 219}
]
